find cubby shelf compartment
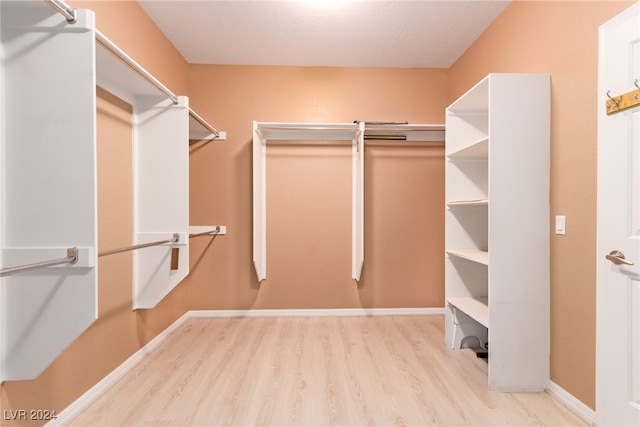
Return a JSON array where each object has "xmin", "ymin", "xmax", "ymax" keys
[
  {"xmin": 448, "ymin": 297, "xmax": 489, "ymax": 328},
  {"xmin": 446, "ymin": 250, "xmax": 489, "ymax": 265},
  {"xmin": 447, "ymin": 199, "xmax": 489, "ymax": 207},
  {"xmin": 448, "ymin": 136, "xmax": 489, "ymax": 158}
]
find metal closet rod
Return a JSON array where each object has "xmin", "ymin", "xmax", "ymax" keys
[
  {"xmin": 45, "ymin": 0, "xmax": 76, "ymax": 23},
  {"xmin": 190, "ymin": 109, "xmax": 220, "ymax": 139},
  {"xmin": 0, "ymin": 248, "xmax": 79, "ymax": 277},
  {"xmin": 98, "ymin": 233, "xmax": 180, "ymax": 257}
]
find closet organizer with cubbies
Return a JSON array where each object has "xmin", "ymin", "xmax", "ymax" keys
[{"xmin": 444, "ymin": 73, "xmax": 550, "ymax": 392}]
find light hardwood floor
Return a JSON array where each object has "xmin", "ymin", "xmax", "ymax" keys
[{"xmin": 67, "ymin": 315, "xmax": 587, "ymax": 426}]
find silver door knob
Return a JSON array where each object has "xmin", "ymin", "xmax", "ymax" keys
[{"xmin": 606, "ymin": 250, "xmax": 634, "ymax": 266}]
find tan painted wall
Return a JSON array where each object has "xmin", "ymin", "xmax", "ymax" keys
[
  {"xmin": 448, "ymin": 0, "xmax": 634, "ymax": 410},
  {"xmin": 187, "ymin": 65, "xmax": 447, "ymax": 310}
]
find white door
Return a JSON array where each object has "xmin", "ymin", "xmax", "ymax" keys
[{"xmin": 596, "ymin": 2, "xmax": 640, "ymax": 426}]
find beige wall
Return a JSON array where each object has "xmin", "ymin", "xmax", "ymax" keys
[
  {"xmin": 448, "ymin": 0, "xmax": 634, "ymax": 409},
  {"xmin": 187, "ymin": 65, "xmax": 447, "ymax": 310},
  {"xmin": 1, "ymin": 0, "xmax": 634, "ymax": 423}
]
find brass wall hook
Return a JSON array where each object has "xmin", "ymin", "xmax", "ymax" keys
[{"xmin": 606, "ymin": 90, "xmax": 620, "ymax": 107}]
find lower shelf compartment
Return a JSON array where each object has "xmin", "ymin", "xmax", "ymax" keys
[
  {"xmin": 446, "ymin": 250, "xmax": 489, "ymax": 265},
  {"xmin": 448, "ymin": 296, "xmax": 489, "ymax": 328}
]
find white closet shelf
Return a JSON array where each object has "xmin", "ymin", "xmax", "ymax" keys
[
  {"xmin": 364, "ymin": 123, "xmax": 445, "ymax": 141},
  {"xmin": 447, "ymin": 199, "xmax": 489, "ymax": 207},
  {"xmin": 447, "ymin": 78, "xmax": 489, "ymax": 114},
  {"xmin": 95, "ymin": 30, "xmax": 174, "ymax": 104},
  {"xmin": 255, "ymin": 122, "xmax": 360, "ymax": 141},
  {"xmin": 95, "ymin": 30, "xmax": 224, "ymax": 141},
  {"xmin": 448, "ymin": 136, "xmax": 489, "ymax": 158},
  {"xmin": 448, "ymin": 297, "xmax": 489, "ymax": 328},
  {"xmin": 446, "ymin": 250, "xmax": 489, "ymax": 265}
]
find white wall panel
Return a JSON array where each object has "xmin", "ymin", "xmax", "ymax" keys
[{"xmin": 0, "ymin": 3, "xmax": 97, "ymax": 381}]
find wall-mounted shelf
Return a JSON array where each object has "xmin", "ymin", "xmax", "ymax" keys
[
  {"xmin": 254, "ymin": 122, "xmax": 360, "ymax": 141},
  {"xmin": 95, "ymin": 30, "xmax": 173, "ymax": 104},
  {"xmin": 446, "ymin": 250, "xmax": 489, "ymax": 266},
  {"xmin": 253, "ymin": 121, "xmax": 365, "ymax": 282},
  {"xmin": 363, "ymin": 123, "xmax": 445, "ymax": 141},
  {"xmin": 95, "ymin": 30, "xmax": 224, "ymax": 142},
  {"xmin": 447, "ymin": 199, "xmax": 489, "ymax": 208}
]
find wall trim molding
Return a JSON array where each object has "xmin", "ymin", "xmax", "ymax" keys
[
  {"xmin": 46, "ymin": 311, "xmax": 192, "ymax": 427},
  {"xmin": 546, "ymin": 381, "xmax": 596, "ymax": 427},
  {"xmin": 188, "ymin": 307, "xmax": 445, "ymax": 318}
]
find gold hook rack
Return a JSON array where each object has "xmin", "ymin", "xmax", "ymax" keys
[{"xmin": 606, "ymin": 79, "xmax": 640, "ymax": 115}]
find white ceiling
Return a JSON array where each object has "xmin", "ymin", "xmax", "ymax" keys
[{"xmin": 136, "ymin": 0, "xmax": 511, "ymax": 68}]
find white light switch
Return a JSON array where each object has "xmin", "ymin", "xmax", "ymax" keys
[{"xmin": 555, "ymin": 215, "xmax": 566, "ymax": 235}]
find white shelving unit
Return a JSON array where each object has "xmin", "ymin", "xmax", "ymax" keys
[
  {"xmin": 0, "ymin": 2, "xmax": 97, "ymax": 381},
  {"xmin": 445, "ymin": 73, "xmax": 550, "ymax": 391},
  {"xmin": 95, "ymin": 30, "xmax": 224, "ymax": 309},
  {"xmin": 0, "ymin": 1, "xmax": 225, "ymax": 380}
]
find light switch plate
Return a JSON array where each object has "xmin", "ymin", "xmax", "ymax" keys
[{"xmin": 555, "ymin": 215, "xmax": 566, "ymax": 235}]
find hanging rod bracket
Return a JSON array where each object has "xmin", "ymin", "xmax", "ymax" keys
[
  {"xmin": 67, "ymin": 247, "xmax": 79, "ymax": 264},
  {"xmin": 45, "ymin": 0, "xmax": 77, "ymax": 23},
  {"xmin": 189, "ymin": 225, "xmax": 226, "ymax": 238}
]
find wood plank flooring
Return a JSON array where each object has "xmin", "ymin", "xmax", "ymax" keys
[{"xmin": 67, "ymin": 315, "xmax": 587, "ymax": 426}]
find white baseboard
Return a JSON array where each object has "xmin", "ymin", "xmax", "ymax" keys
[
  {"xmin": 46, "ymin": 312, "xmax": 192, "ymax": 427},
  {"xmin": 546, "ymin": 381, "xmax": 596, "ymax": 427},
  {"xmin": 188, "ymin": 307, "xmax": 445, "ymax": 318},
  {"xmin": 47, "ymin": 307, "xmax": 443, "ymax": 426}
]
